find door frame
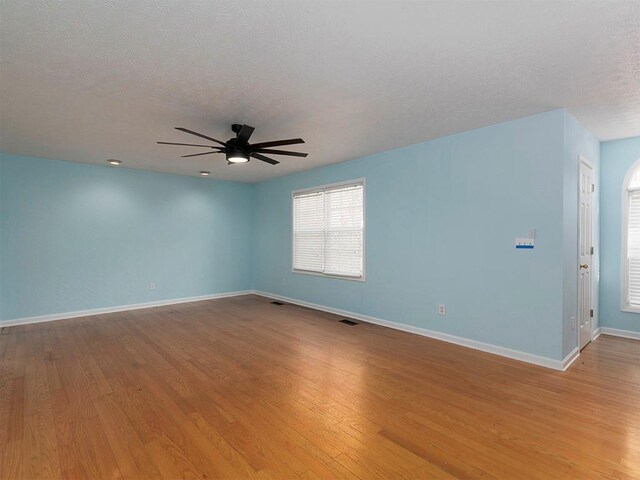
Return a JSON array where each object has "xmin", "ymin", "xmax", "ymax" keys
[{"xmin": 577, "ymin": 155, "xmax": 596, "ymax": 349}]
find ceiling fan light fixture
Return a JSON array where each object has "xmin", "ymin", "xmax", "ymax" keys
[{"xmin": 227, "ymin": 151, "xmax": 249, "ymax": 164}]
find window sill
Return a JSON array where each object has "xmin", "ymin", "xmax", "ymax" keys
[
  {"xmin": 292, "ymin": 269, "xmax": 366, "ymax": 282},
  {"xmin": 622, "ymin": 305, "xmax": 640, "ymax": 314}
]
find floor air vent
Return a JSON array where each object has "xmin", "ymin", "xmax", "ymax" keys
[
  {"xmin": 339, "ymin": 319, "xmax": 358, "ymax": 325},
  {"xmin": 271, "ymin": 301, "xmax": 285, "ymax": 306}
]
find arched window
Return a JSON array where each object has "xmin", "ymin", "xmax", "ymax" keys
[{"xmin": 623, "ymin": 160, "xmax": 640, "ymax": 312}]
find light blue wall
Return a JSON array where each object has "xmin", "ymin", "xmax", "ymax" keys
[
  {"xmin": 0, "ymin": 154, "xmax": 254, "ymax": 322},
  {"xmin": 2, "ymin": 110, "xmax": 607, "ymax": 360},
  {"xmin": 600, "ymin": 137, "xmax": 640, "ymax": 333},
  {"xmin": 562, "ymin": 112, "xmax": 600, "ymax": 356},
  {"xmin": 254, "ymin": 110, "xmax": 567, "ymax": 360}
]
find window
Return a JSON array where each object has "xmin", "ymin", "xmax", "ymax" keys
[
  {"xmin": 623, "ymin": 161, "xmax": 640, "ymax": 312},
  {"xmin": 293, "ymin": 180, "xmax": 364, "ymax": 279}
]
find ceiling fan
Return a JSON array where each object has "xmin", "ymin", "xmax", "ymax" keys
[{"xmin": 158, "ymin": 124, "xmax": 308, "ymax": 165}]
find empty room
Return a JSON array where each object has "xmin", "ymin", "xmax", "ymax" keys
[{"xmin": 1, "ymin": 1, "xmax": 639, "ymax": 479}]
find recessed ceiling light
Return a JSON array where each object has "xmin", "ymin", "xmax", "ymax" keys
[
  {"xmin": 199, "ymin": 171, "xmax": 210, "ymax": 176},
  {"xmin": 107, "ymin": 159, "xmax": 122, "ymax": 165}
]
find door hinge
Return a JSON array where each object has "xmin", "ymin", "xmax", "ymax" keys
[
  {"xmin": 590, "ymin": 309, "xmax": 594, "ymax": 318},
  {"xmin": 591, "ymin": 184, "xmax": 595, "ymax": 192},
  {"xmin": 590, "ymin": 246, "xmax": 594, "ymax": 255}
]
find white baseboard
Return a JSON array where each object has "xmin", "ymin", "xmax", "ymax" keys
[
  {"xmin": 600, "ymin": 327, "xmax": 640, "ymax": 340},
  {"xmin": 592, "ymin": 327, "xmax": 602, "ymax": 340},
  {"xmin": 252, "ymin": 290, "xmax": 575, "ymax": 371},
  {"xmin": 562, "ymin": 347, "xmax": 580, "ymax": 370},
  {"xmin": 0, "ymin": 290, "xmax": 253, "ymax": 328},
  {"xmin": 4, "ymin": 289, "xmax": 588, "ymax": 372}
]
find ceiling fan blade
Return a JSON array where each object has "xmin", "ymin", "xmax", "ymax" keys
[
  {"xmin": 158, "ymin": 141, "xmax": 222, "ymax": 148},
  {"xmin": 236, "ymin": 124, "xmax": 255, "ymax": 145},
  {"xmin": 249, "ymin": 138, "xmax": 304, "ymax": 149},
  {"xmin": 181, "ymin": 151, "xmax": 224, "ymax": 158},
  {"xmin": 250, "ymin": 152, "xmax": 279, "ymax": 165},
  {"xmin": 175, "ymin": 127, "xmax": 227, "ymax": 147},
  {"xmin": 252, "ymin": 149, "xmax": 308, "ymax": 157}
]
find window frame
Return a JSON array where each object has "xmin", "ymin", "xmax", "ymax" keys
[
  {"xmin": 621, "ymin": 159, "xmax": 640, "ymax": 313},
  {"xmin": 291, "ymin": 178, "xmax": 366, "ymax": 282}
]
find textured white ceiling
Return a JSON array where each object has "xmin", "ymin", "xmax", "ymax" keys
[{"xmin": 1, "ymin": 1, "xmax": 639, "ymax": 182}]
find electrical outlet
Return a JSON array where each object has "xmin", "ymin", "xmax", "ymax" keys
[
  {"xmin": 570, "ymin": 316, "xmax": 576, "ymax": 331},
  {"xmin": 281, "ymin": 278, "xmax": 286, "ymax": 286},
  {"xmin": 149, "ymin": 282, "xmax": 156, "ymax": 291},
  {"xmin": 438, "ymin": 304, "xmax": 446, "ymax": 316}
]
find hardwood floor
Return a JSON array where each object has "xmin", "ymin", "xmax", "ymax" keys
[{"xmin": 1, "ymin": 295, "xmax": 639, "ymax": 479}]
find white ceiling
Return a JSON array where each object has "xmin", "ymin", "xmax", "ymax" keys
[{"xmin": 1, "ymin": 1, "xmax": 639, "ymax": 183}]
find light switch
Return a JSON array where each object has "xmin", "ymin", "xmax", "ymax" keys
[{"xmin": 515, "ymin": 237, "xmax": 534, "ymax": 249}]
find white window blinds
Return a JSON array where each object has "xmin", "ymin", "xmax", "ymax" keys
[
  {"xmin": 627, "ymin": 192, "xmax": 640, "ymax": 306},
  {"xmin": 293, "ymin": 182, "xmax": 364, "ymax": 278},
  {"xmin": 293, "ymin": 190, "xmax": 325, "ymax": 273}
]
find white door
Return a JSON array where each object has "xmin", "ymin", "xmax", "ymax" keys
[{"xmin": 578, "ymin": 159, "xmax": 594, "ymax": 350}]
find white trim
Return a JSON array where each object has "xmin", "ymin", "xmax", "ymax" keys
[
  {"xmin": 291, "ymin": 178, "xmax": 367, "ymax": 196},
  {"xmin": 620, "ymin": 158, "xmax": 640, "ymax": 312},
  {"xmin": 592, "ymin": 327, "xmax": 602, "ymax": 340},
  {"xmin": 3, "ymin": 289, "xmax": 586, "ymax": 371},
  {"xmin": 291, "ymin": 178, "xmax": 366, "ymax": 282},
  {"xmin": 562, "ymin": 347, "xmax": 580, "ymax": 371},
  {"xmin": 601, "ymin": 327, "xmax": 640, "ymax": 340},
  {"xmin": 253, "ymin": 290, "xmax": 576, "ymax": 371},
  {"xmin": 292, "ymin": 269, "xmax": 365, "ymax": 282},
  {"xmin": 0, "ymin": 290, "xmax": 252, "ymax": 328}
]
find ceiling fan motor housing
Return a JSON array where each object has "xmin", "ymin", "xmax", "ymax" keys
[{"xmin": 226, "ymin": 145, "xmax": 249, "ymax": 164}]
